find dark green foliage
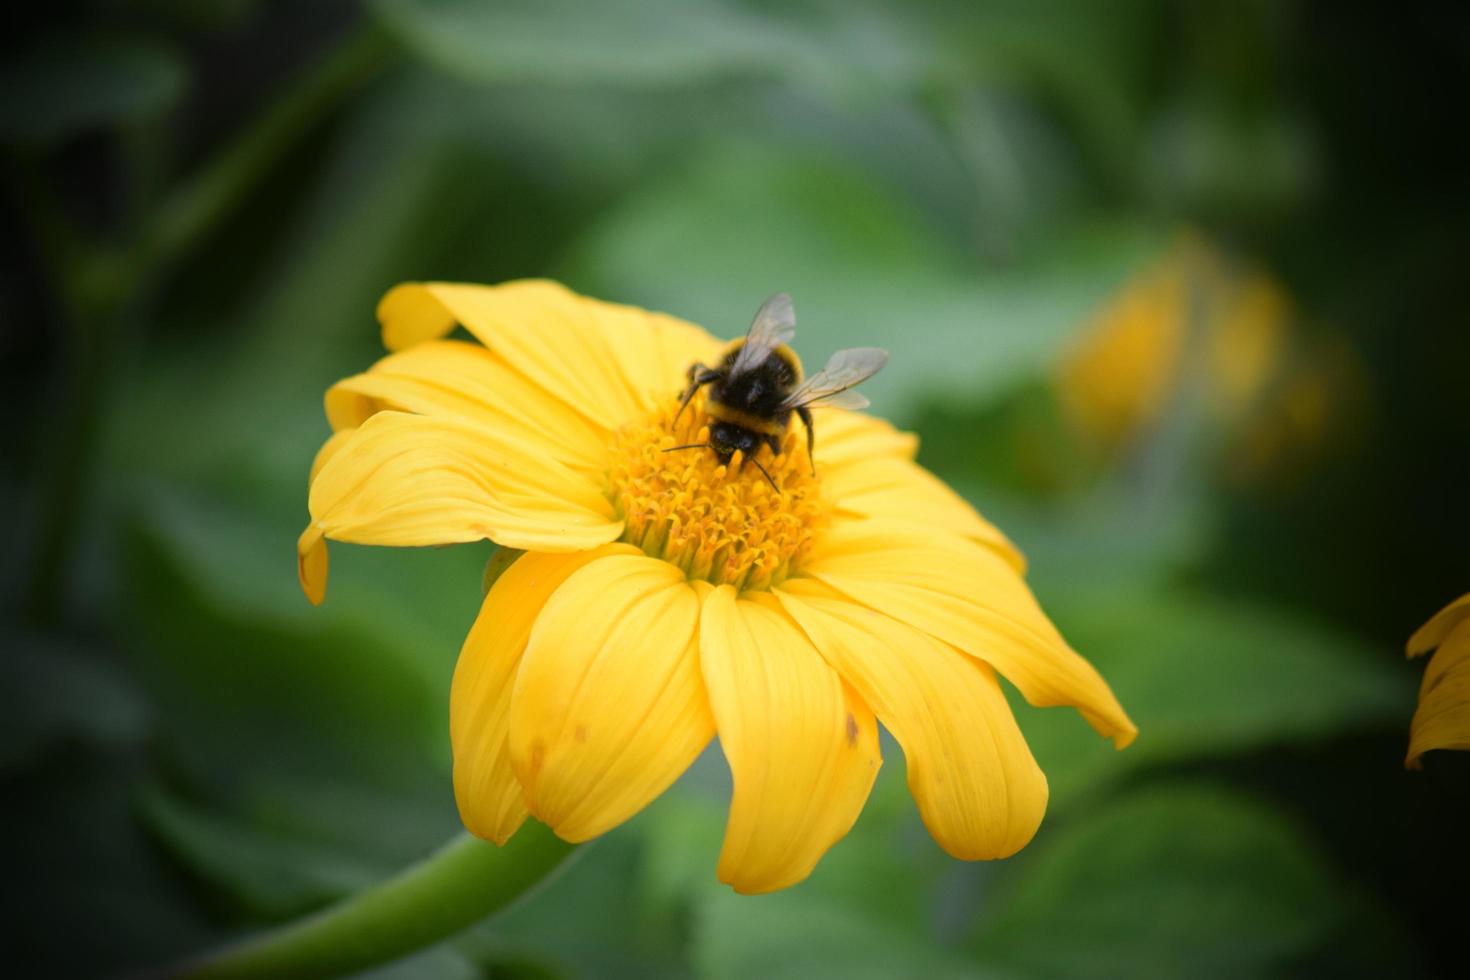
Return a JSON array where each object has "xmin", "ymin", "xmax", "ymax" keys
[{"xmin": 3, "ymin": 1, "xmax": 1466, "ymax": 977}]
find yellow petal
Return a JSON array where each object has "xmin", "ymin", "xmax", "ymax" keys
[
  {"xmin": 1408, "ymin": 593, "xmax": 1470, "ymax": 658},
  {"xmin": 376, "ymin": 280, "xmax": 721, "ymax": 426},
  {"xmin": 308, "ymin": 410, "xmax": 621, "ymax": 552},
  {"xmin": 800, "ymin": 519, "xmax": 1137, "ymax": 749},
  {"xmin": 325, "ymin": 340, "xmax": 610, "ymax": 473},
  {"xmin": 296, "ymin": 429, "xmax": 358, "ymax": 604},
  {"xmin": 1407, "ymin": 616, "xmax": 1470, "ymax": 768},
  {"xmin": 296, "ymin": 526, "xmax": 328, "ymax": 607},
  {"xmin": 811, "ymin": 408, "xmax": 919, "ymax": 468},
  {"xmin": 452, "ymin": 544, "xmax": 638, "ymax": 844},
  {"xmin": 309, "ymin": 428, "xmax": 357, "ymax": 485},
  {"xmin": 508, "ymin": 554, "xmax": 713, "ymax": 842},
  {"xmin": 778, "ymin": 580, "xmax": 1047, "ymax": 859},
  {"xmin": 824, "ymin": 454, "xmax": 1025, "ymax": 572},
  {"xmin": 699, "ymin": 587, "xmax": 881, "ymax": 894}
]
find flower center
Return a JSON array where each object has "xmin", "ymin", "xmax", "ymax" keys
[{"xmin": 607, "ymin": 394, "xmax": 829, "ymax": 591}]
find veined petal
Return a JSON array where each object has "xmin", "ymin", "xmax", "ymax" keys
[
  {"xmin": 308, "ymin": 411, "xmax": 622, "ymax": 552},
  {"xmin": 800, "ymin": 519, "xmax": 1136, "ymax": 749},
  {"xmin": 453, "ymin": 545, "xmax": 638, "ymax": 844},
  {"xmin": 778, "ymin": 580, "xmax": 1047, "ymax": 859},
  {"xmin": 509, "ymin": 554, "xmax": 713, "ymax": 842},
  {"xmin": 1407, "ymin": 615, "xmax": 1470, "ymax": 768},
  {"xmin": 699, "ymin": 586, "xmax": 881, "ymax": 894},
  {"xmin": 297, "ymin": 429, "xmax": 358, "ymax": 604},
  {"xmin": 1408, "ymin": 593, "xmax": 1470, "ymax": 657},
  {"xmin": 595, "ymin": 295, "xmax": 725, "ymax": 411},
  {"xmin": 824, "ymin": 454, "xmax": 1025, "ymax": 572},
  {"xmin": 812, "ymin": 408, "xmax": 919, "ymax": 469},
  {"xmin": 377, "ymin": 280, "xmax": 720, "ymax": 426},
  {"xmin": 309, "ymin": 428, "xmax": 357, "ymax": 485},
  {"xmin": 325, "ymin": 340, "xmax": 609, "ymax": 473}
]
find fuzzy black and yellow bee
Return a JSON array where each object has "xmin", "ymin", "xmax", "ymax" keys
[{"xmin": 669, "ymin": 293, "xmax": 888, "ymax": 488}]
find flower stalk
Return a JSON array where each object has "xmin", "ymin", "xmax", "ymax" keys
[{"xmin": 172, "ymin": 827, "xmax": 576, "ymax": 980}]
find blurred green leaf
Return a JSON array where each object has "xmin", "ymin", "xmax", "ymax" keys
[
  {"xmin": 372, "ymin": 0, "xmax": 935, "ymax": 97},
  {"xmin": 118, "ymin": 490, "xmax": 468, "ymax": 864},
  {"xmin": 358, "ymin": 946, "xmax": 485, "ymax": 980},
  {"xmin": 695, "ymin": 884, "xmax": 991, "ymax": 980},
  {"xmin": 566, "ymin": 141, "xmax": 1163, "ymax": 414},
  {"xmin": 3, "ymin": 747, "xmax": 223, "ymax": 975},
  {"xmin": 1021, "ymin": 588, "xmax": 1412, "ymax": 807},
  {"xmin": 971, "ymin": 783, "xmax": 1375, "ymax": 978},
  {"xmin": 640, "ymin": 748, "xmax": 983, "ymax": 979},
  {"xmin": 454, "ymin": 827, "xmax": 690, "ymax": 979},
  {"xmin": 137, "ymin": 784, "xmax": 387, "ymax": 920},
  {"xmin": 0, "ymin": 36, "xmax": 187, "ymax": 144},
  {"xmin": 357, "ymin": 945, "xmax": 483, "ymax": 980},
  {"xmin": 0, "ymin": 634, "xmax": 148, "ymax": 771},
  {"xmin": 375, "ymin": 0, "xmax": 802, "ymax": 88}
]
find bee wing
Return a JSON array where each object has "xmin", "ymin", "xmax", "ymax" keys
[
  {"xmin": 780, "ymin": 346, "xmax": 888, "ymax": 411},
  {"xmin": 730, "ymin": 292, "xmax": 797, "ymax": 376},
  {"xmin": 806, "ymin": 389, "xmax": 870, "ymax": 410}
]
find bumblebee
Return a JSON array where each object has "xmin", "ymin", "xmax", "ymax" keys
[{"xmin": 670, "ymin": 293, "xmax": 888, "ymax": 487}]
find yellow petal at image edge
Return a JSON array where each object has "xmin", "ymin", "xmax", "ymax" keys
[
  {"xmin": 452, "ymin": 544, "xmax": 640, "ymax": 844},
  {"xmin": 778, "ymin": 580, "xmax": 1048, "ymax": 859},
  {"xmin": 1407, "ymin": 593, "xmax": 1470, "ymax": 657},
  {"xmin": 308, "ymin": 411, "xmax": 622, "ymax": 552},
  {"xmin": 508, "ymin": 554, "xmax": 715, "ymax": 843},
  {"xmin": 699, "ymin": 586, "xmax": 881, "ymax": 894},
  {"xmin": 1407, "ymin": 614, "xmax": 1470, "ymax": 768},
  {"xmin": 802, "ymin": 519, "xmax": 1137, "ymax": 749}
]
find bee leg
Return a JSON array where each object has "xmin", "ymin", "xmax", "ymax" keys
[
  {"xmin": 796, "ymin": 405, "xmax": 816, "ymax": 476},
  {"xmin": 675, "ymin": 363, "xmax": 720, "ymax": 426}
]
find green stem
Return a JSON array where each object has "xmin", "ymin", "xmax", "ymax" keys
[{"xmin": 172, "ymin": 828, "xmax": 577, "ymax": 980}]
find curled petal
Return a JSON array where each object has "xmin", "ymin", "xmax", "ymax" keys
[
  {"xmin": 509, "ymin": 554, "xmax": 713, "ymax": 842},
  {"xmin": 297, "ymin": 429, "xmax": 358, "ymax": 604},
  {"xmin": 699, "ymin": 587, "xmax": 880, "ymax": 894},
  {"xmin": 779, "ymin": 580, "xmax": 1047, "ymax": 859},
  {"xmin": 801, "ymin": 519, "xmax": 1136, "ymax": 749},
  {"xmin": 453, "ymin": 545, "xmax": 638, "ymax": 844},
  {"xmin": 296, "ymin": 526, "xmax": 329, "ymax": 607},
  {"xmin": 308, "ymin": 411, "xmax": 622, "ymax": 552}
]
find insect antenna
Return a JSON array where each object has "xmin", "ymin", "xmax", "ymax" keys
[
  {"xmin": 661, "ymin": 443, "xmax": 714, "ymax": 453},
  {"xmin": 748, "ymin": 455, "xmax": 780, "ymax": 493}
]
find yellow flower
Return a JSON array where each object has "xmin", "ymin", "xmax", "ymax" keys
[
  {"xmin": 1406, "ymin": 594, "xmax": 1470, "ymax": 769},
  {"xmin": 1057, "ymin": 238, "xmax": 1291, "ymax": 451},
  {"xmin": 298, "ymin": 280, "xmax": 1136, "ymax": 893}
]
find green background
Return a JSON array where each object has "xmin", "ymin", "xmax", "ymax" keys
[{"xmin": 3, "ymin": 1, "xmax": 1467, "ymax": 977}]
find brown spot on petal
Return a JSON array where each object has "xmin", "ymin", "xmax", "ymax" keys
[
  {"xmin": 574, "ymin": 724, "xmax": 588, "ymax": 744},
  {"xmin": 530, "ymin": 739, "xmax": 545, "ymax": 776},
  {"xmin": 845, "ymin": 712, "xmax": 858, "ymax": 746}
]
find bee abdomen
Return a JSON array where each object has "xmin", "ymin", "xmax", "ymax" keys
[{"xmin": 705, "ymin": 401, "xmax": 787, "ymax": 436}]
